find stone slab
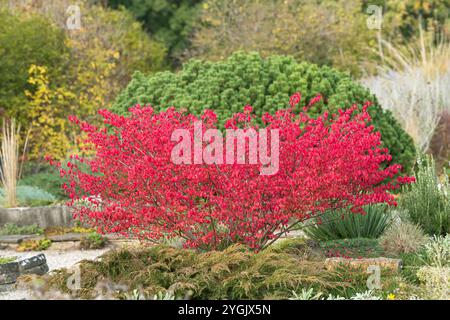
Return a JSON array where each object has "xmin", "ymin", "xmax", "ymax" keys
[
  {"xmin": 0, "ymin": 235, "xmax": 40, "ymax": 244},
  {"xmin": 18, "ymin": 254, "xmax": 47, "ymax": 271},
  {"xmin": 20, "ymin": 264, "xmax": 49, "ymax": 276},
  {"xmin": 0, "ymin": 206, "xmax": 73, "ymax": 228},
  {"xmin": 0, "ymin": 254, "xmax": 49, "ymax": 285}
]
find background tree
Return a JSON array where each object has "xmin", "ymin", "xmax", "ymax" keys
[
  {"xmin": 187, "ymin": 0, "xmax": 378, "ymax": 77},
  {"xmin": 1, "ymin": 0, "xmax": 167, "ymax": 161},
  {"xmin": 0, "ymin": 9, "xmax": 68, "ymax": 125},
  {"xmin": 104, "ymin": 0, "xmax": 203, "ymax": 65}
]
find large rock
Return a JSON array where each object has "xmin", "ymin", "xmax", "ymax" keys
[
  {"xmin": 0, "ymin": 261, "xmax": 20, "ymax": 285},
  {"xmin": 0, "ymin": 206, "xmax": 73, "ymax": 228},
  {"xmin": 18, "ymin": 254, "xmax": 47, "ymax": 272},
  {"xmin": 0, "ymin": 254, "xmax": 49, "ymax": 285}
]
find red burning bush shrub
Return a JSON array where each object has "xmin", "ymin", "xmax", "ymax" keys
[{"xmin": 49, "ymin": 93, "xmax": 414, "ymax": 250}]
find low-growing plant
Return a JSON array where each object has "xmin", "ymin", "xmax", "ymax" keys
[
  {"xmin": 53, "ymin": 94, "xmax": 414, "ymax": 251},
  {"xmin": 400, "ymin": 154, "xmax": 450, "ymax": 235},
  {"xmin": 289, "ymin": 288, "xmax": 396, "ymax": 300},
  {"xmin": 416, "ymin": 265, "xmax": 450, "ymax": 300},
  {"xmin": 0, "ymin": 256, "xmax": 16, "ymax": 264},
  {"xmin": 420, "ymin": 235, "xmax": 449, "ymax": 268},
  {"xmin": 379, "ymin": 219, "xmax": 428, "ymax": 256},
  {"xmin": 269, "ymin": 237, "xmax": 312, "ymax": 256},
  {"xmin": 44, "ymin": 226, "xmax": 94, "ymax": 237},
  {"xmin": 17, "ymin": 238, "xmax": 51, "ymax": 252},
  {"xmin": 19, "ymin": 171, "xmax": 67, "ymax": 200},
  {"xmin": 289, "ymin": 288, "xmax": 323, "ymax": 300},
  {"xmin": 79, "ymin": 232, "xmax": 108, "ymax": 250},
  {"xmin": 399, "ymin": 235, "xmax": 449, "ymax": 286},
  {"xmin": 36, "ymin": 244, "xmax": 378, "ymax": 300},
  {"xmin": 304, "ymin": 205, "xmax": 393, "ymax": 241},
  {"xmin": 318, "ymin": 238, "xmax": 384, "ymax": 259},
  {"xmin": 0, "ymin": 223, "xmax": 44, "ymax": 236},
  {"xmin": 0, "ymin": 185, "xmax": 56, "ymax": 207}
]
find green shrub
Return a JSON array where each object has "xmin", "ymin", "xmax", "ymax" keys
[
  {"xmin": 0, "ymin": 186, "xmax": 56, "ymax": 207},
  {"xmin": 0, "ymin": 256, "xmax": 16, "ymax": 264},
  {"xmin": 17, "ymin": 238, "xmax": 52, "ymax": 251},
  {"xmin": 304, "ymin": 205, "xmax": 393, "ymax": 241},
  {"xmin": 106, "ymin": 0, "xmax": 202, "ymax": 61},
  {"xmin": 400, "ymin": 154, "xmax": 450, "ymax": 235},
  {"xmin": 0, "ymin": 9, "xmax": 67, "ymax": 124},
  {"xmin": 416, "ymin": 266, "xmax": 449, "ymax": 299},
  {"xmin": 19, "ymin": 172, "xmax": 66, "ymax": 200},
  {"xmin": 0, "ymin": 223, "xmax": 44, "ymax": 236},
  {"xmin": 112, "ymin": 52, "xmax": 416, "ymax": 171},
  {"xmin": 400, "ymin": 235, "xmax": 449, "ymax": 285},
  {"xmin": 40, "ymin": 244, "xmax": 365, "ymax": 300},
  {"xmin": 79, "ymin": 233, "xmax": 108, "ymax": 250},
  {"xmin": 269, "ymin": 237, "xmax": 311, "ymax": 255},
  {"xmin": 420, "ymin": 235, "xmax": 449, "ymax": 268}
]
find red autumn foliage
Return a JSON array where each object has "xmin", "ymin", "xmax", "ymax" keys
[{"xmin": 50, "ymin": 93, "xmax": 414, "ymax": 250}]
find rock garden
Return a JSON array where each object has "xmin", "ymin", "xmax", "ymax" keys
[{"xmin": 0, "ymin": 0, "xmax": 449, "ymax": 301}]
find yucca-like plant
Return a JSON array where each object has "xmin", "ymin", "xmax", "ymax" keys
[
  {"xmin": 0, "ymin": 119, "xmax": 20, "ymax": 207},
  {"xmin": 400, "ymin": 154, "xmax": 450, "ymax": 235},
  {"xmin": 303, "ymin": 204, "xmax": 392, "ymax": 241}
]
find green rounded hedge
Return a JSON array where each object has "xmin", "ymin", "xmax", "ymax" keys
[{"xmin": 111, "ymin": 52, "xmax": 416, "ymax": 172}]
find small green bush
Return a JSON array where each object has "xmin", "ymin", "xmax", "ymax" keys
[
  {"xmin": 19, "ymin": 172, "xmax": 67, "ymax": 200},
  {"xmin": 416, "ymin": 266, "xmax": 449, "ymax": 299},
  {"xmin": 0, "ymin": 256, "xmax": 16, "ymax": 264},
  {"xmin": 17, "ymin": 238, "xmax": 52, "ymax": 252},
  {"xmin": 40, "ymin": 244, "xmax": 367, "ymax": 300},
  {"xmin": 111, "ymin": 52, "xmax": 416, "ymax": 172},
  {"xmin": 399, "ymin": 235, "xmax": 449, "ymax": 285},
  {"xmin": 0, "ymin": 223, "xmax": 44, "ymax": 236},
  {"xmin": 0, "ymin": 185, "xmax": 56, "ymax": 207},
  {"xmin": 420, "ymin": 235, "xmax": 449, "ymax": 268},
  {"xmin": 400, "ymin": 154, "xmax": 450, "ymax": 235},
  {"xmin": 304, "ymin": 205, "xmax": 393, "ymax": 241},
  {"xmin": 79, "ymin": 233, "xmax": 108, "ymax": 250}
]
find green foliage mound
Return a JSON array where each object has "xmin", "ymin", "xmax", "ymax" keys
[
  {"xmin": 42, "ymin": 244, "xmax": 359, "ymax": 299},
  {"xmin": 19, "ymin": 171, "xmax": 66, "ymax": 201},
  {"xmin": 112, "ymin": 52, "xmax": 416, "ymax": 171},
  {"xmin": 0, "ymin": 186, "xmax": 56, "ymax": 207}
]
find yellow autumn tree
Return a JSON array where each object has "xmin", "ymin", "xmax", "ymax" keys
[
  {"xmin": 25, "ymin": 65, "xmax": 77, "ymax": 160},
  {"xmin": 3, "ymin": 0, "xmax": 167, "ymax": 161}
]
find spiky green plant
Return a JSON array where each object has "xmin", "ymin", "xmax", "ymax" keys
[
  {"xmin": 303, "ymin": 204, "xmax": 392, "ymax": 241},
  {"xmin": 400, "ymin": 154, "xmax": 450, "ymax": 235}
]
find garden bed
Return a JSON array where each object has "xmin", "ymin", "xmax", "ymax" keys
[{"xmin": 16, "ymin": 238, "xmax": 411, "ymax": 300}]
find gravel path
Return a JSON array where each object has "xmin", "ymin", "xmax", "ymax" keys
[{"xmin": 0, "ymin": 248, "xmax": 109, "ymax": 300}]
